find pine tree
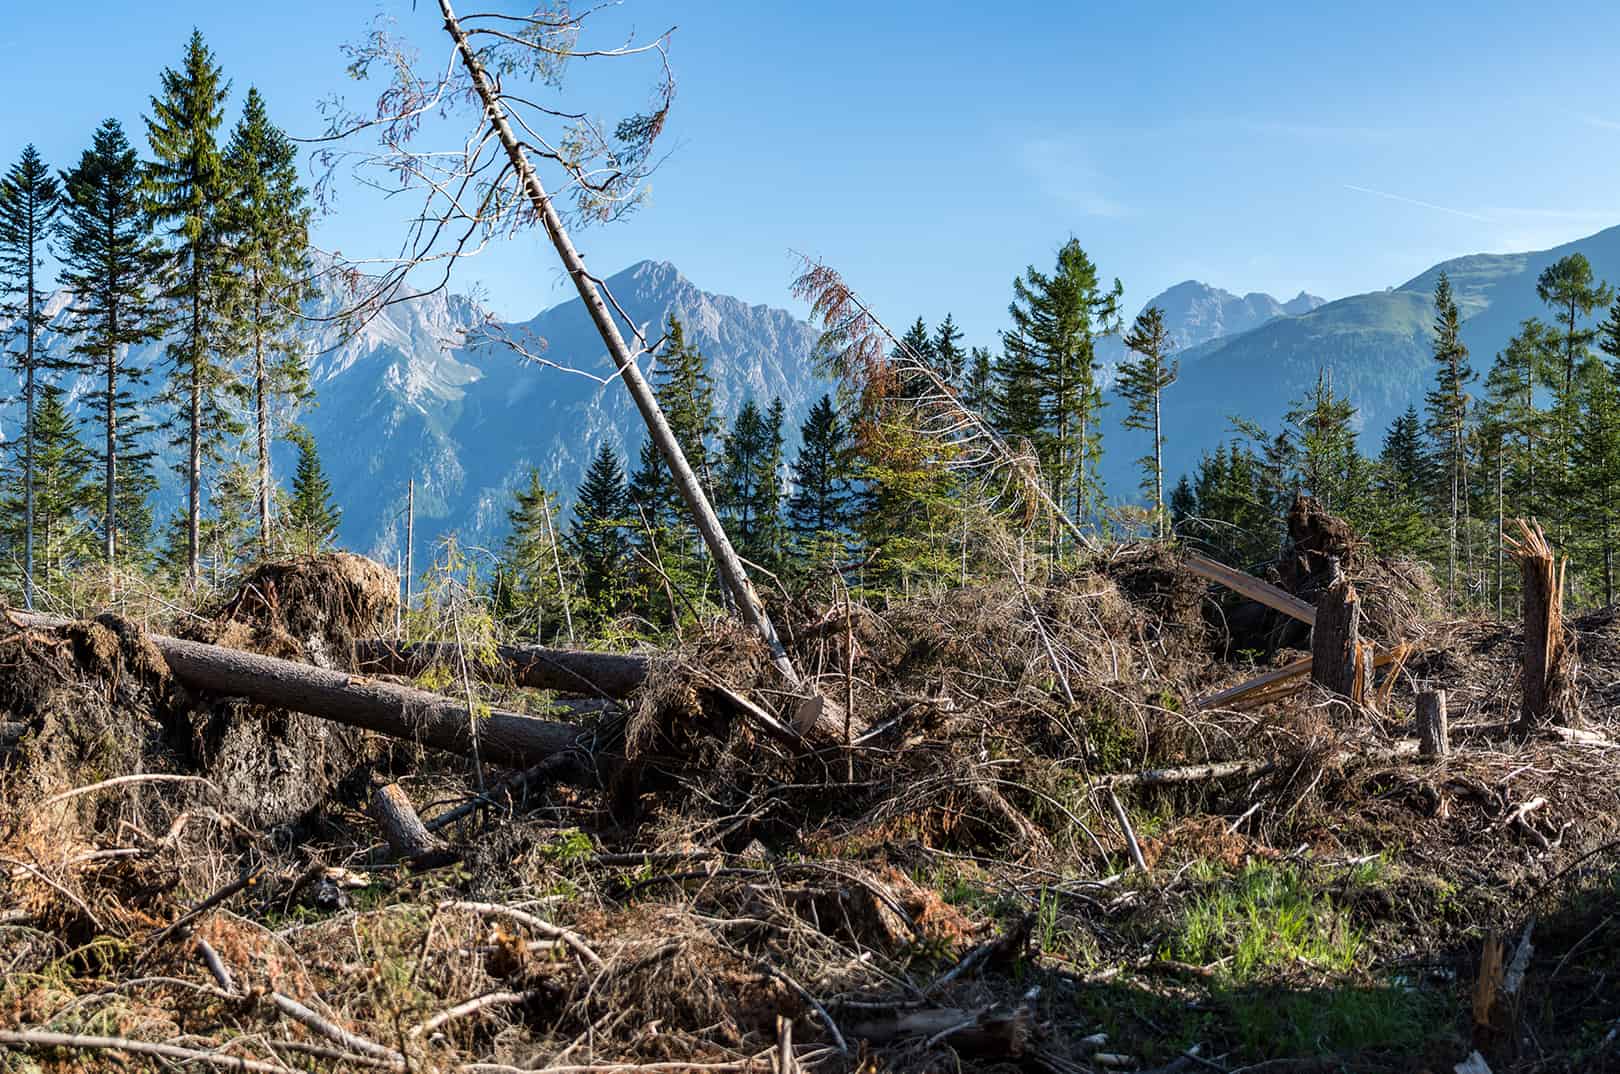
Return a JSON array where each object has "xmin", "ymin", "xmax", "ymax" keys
[
  {"xmin": 932, "ymin": 314, "xmax": 966, "ymax": 386},
  {"xmin": 146, "ymin": 29, "xmax": 237, "ymax": 585},
  {"xmin": 58, "ymin": 119, "xmax": 167, "ymax": 582},
  {"xmin": 1118, "ymin": 305, "xmax": 1178, "ymax": 535},
  {"xmin": 567, "ymin": 444, "xmax": 629, "ymax": 615},
  {"xmin": 961, "ymin": 346, "xmax": 995, "ymax": 416},
  {"xmin": 719, "ymin": 398, "xmax": 784, "ymax": 567},
  {"xmin": 1, "ymin": 385, "xmax": 96, "ymax": 592},
  {"xmin": 992, "ymin": 332, "xmax": 1044, "ymax": 444},
  {"xmin": 1424, "ymin": 272, "xmax": 1475, "ymax": 596},
  {"xmin": 499, "ymin": 469, "xmax": 573, "ymax": 641},
  {"xmin": 1283, "ymin": 368, "xmax": 1360, "ymax": 515},
  {"xmin": 626, "ymin": 317, "xmax": 719, "ymax": 562},
  {"xmin": 0, "ymin": 144, "xmax": 62, "ymax": 608},
  {"xmin": 1536, "ymin": 253, "xmax": 1613, "ymax": 539},
  {"xmin": 1570, "ymin": 358, "xmax": 1620, "ymax": 604},
  {"xmin": 786, "ymin": 394, "xmax": 855, "ymax": 565},
  {"xmin": 222, "ymin": 86, "xmax": 313, "ymax": 556},
  {"xmin": 1007, "ymin": 238, "xmax": 1121, "ymax": 531},
  {"xmin": 1370, "ymin": 407, "xmax": 1435, "ymax": 557},
  {"xmin": 284, "ymin": 427, "xmax": 341, "ymax": 551}
]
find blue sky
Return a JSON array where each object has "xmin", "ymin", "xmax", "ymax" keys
[{"xmin": 5, "ymin": 1, "xmax": 1620, "ymax": 346}]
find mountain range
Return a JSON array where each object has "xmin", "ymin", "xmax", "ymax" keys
[{"xmin": 4, "ymin": 225, "xmax": 1619, "ymax": 559}]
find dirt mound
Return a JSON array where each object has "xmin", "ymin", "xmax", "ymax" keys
[
  {"xmin": 192, "ymin": 552, "xmax": 398, "ymax": 669},
  {"xmin": 172, "ymin": 554, "xmax": 398, "ymax": 827}
]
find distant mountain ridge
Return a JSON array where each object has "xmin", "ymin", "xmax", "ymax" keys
[
  {"xmin": 0, "ymin": 260, "xmax": 830, "ymax": 561},
  {"xmin": 6, "ymin": 225, "xmax": 1620, "ymax": 559},
  {"xmin": 1102, "ymin": 224, "xmax": 1620, "ymax": 500},
  {"xmin": 1141, "ymin": 280, "xmax": 1326, "ymax": 351}
]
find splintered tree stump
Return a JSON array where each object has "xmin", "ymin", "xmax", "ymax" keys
[
  {"xmin": 1417, "ymin": 690, "xmax": 1449, "ymax": 758},
  {"xmin": 1311, "ymin": 570, "xmax": 1364, "ymax": 702},
  {"xmin": 369, "ymin": 783, "xmax": 443, "ymax": 861},
  {"xmin": 1508, "ymin": 519, "xmax": 1575, "ymax": 736}
]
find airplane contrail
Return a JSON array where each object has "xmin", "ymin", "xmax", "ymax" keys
[{"xmin": 1343, "ymin": 184, "xmax": 1491, "ymax": 223}]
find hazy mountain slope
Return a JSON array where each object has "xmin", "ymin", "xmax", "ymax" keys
[
  {"xmin": 1105, "ymin": 225, "xmax": 1620, "ymax": 499},
  {"xmin": 0, "ymin": 260, "xmax": 827, "ymax": 562},
  {"xmin": 301, "ymin": 260, "xmax": 828, "ymax": 558}
]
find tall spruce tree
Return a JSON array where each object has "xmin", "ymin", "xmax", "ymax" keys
[
  {"xmin": 285, "ymin": 426, "xmax": 341, "ymax": 551},
  {"xmin": 567, "ymin": 444, "xmax": 629, "ymax": 614},
  {"xmin": 1424, "ymin": 272, "xmax": 1475, "ymax": 596},
  {"xmin": 499, "ymin": 469, "xmax": 573, "ymax": 641},
  {"xmin": 1283, "ymin": 369, "xmax": 1361, "ymax": 516},
  {"xmin": 786, "ymin": 394, "xmax": 855, "ymax": 564},
  {"xmin": 1370, "ymin": 407, "xmax": 1435, "ymax": 558},
  {"xmin": 1536, "ymin": 253, "xmax": 1613, "ymax": 540},
  {"xmin": 1007, "ymin": 238, "xmax": 1121, "ymax": 532},
  {"xmin": 962, "ymin": 346, "xmax": 995, "ymax": 416},
  {"xmin": 1, "ymin": 385, "xmax": 97, "ymax": 592},
  {"xmin": 932, "ymin": 314, "xmax": 966, "ymax": 386},
  {"xmin": 57, "ymin": 119, "xmax": 166, "ymax": 581},
  {"xmin": 626, "ymin": 318, "xmax": 718, "ymax": 548},
  {"xmin": 718, "ymin": 398, "xmax": 786, "ymax": 569},
  {"xmin": 0, "ymin": 144, "xmax": 62, "ymax": 608},
  {"xmin": 1571, "ymin": 358, "xmax": 1620, "ymax": 604},
  {"xmin": 146, "ymin": 29, "xmax": 236, "ymax": 585},
  {"xmin": 222, "ymin": 86, "xmax": 313, "ymax": 555},
  {"xmin": 1118, "ymin": 305, "xmax": 1178, "ymax": 535}
]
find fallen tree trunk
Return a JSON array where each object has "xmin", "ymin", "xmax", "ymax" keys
[
  {"xmin": 8, "ymin": 612, "xmax": 597, "ymax": 776},
  {"xmin": 353, "ymin": 639, "xmax": 648, "ymax": 699}
]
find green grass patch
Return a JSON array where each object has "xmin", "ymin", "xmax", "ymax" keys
[{"xmin": 1167, "ymin": 860, "xmax": 1362, "ymax": 979}]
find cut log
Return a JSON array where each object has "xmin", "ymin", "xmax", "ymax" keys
[
  {"xmin": 1311, "ymin": 573, "xmax": 1364, "ymax": 701},
  {"xmin": 353, "ymin": 639, "xmax": 647, "ymax": 699},
  {"xmin": 369, "ymin": 783, "xmax": 449, "ymax": 863},
  {"xmin": 1418, "ymin": 690, "xmax": 1449, "ymax": 758},
  {"xmin": 1185, "ymin": 554, "xmax": 1317, "ymax": 626},
  {"xmin": 9, "ymin": 612, "xmax": 596, "ymax": 776}
]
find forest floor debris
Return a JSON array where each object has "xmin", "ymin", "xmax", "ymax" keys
[{"xmin": 3, "ymin": 545, "xmax": 1620, "ymax": 1072}]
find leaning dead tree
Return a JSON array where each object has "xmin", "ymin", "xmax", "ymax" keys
[
  {"xmin": 791, "ymin": 258, "xmax": 1088, "ymax": 549},
  {"xmin": 317, "ymin": 3, "xmax": 841, "ymax": 734}
]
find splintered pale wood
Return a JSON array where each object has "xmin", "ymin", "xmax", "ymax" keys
[
  {"xmin": 1197, "ymin": 644, "xmax": 1406, "ymax": 713},
  {"xmin": 1184, "ymin": 553, "xmax": 1317, "ymax": 626},
  {"xmin": 1507, "ymin": 519, "xmax": 1567, "ymax": 734},
  {"xmin": 1194, "ymin": 655, "xmax": 1313, "ymax": 710}
]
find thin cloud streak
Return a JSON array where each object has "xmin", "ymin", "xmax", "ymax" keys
[{"xmin": 1342, "ymin": 184, "xmax": 1491, "ymax": 222}]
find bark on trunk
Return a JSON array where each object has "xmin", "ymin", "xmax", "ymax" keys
[
  {"xmin": 354, "ymin": 639, "xmax": 648, "ymax": 698},
  {"xmin": 11, "ymin": 612, "xmax": 596, "ymax": 775},
  {"xmin": 255, "ymin": 305, "xmax": 271, "ymax": 557},
  {"xmin": 1311, "ymin": 572, "xmax": 1364, "ymax": 702},
  {"xmin": 187, "ymin": 278, "xmax": 202, "ymax": 588},
  {"xmin": 1417, "ymin": 690, "xmax": 1449, "ymax": 758},
  {"xmin": 369, "ymin": 782, "xmax": 445, "ymax": 860}
]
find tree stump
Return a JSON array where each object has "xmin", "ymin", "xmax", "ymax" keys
[
  {"xmin": 1507, "ymin": 520, "xmax": 1575, "ymax": 736},
  {"xmin": 1311, "ymin": 570, "xmax": 1364, "ymax": 702},
  {"xmin": 1417, "ymin": 690, "xmax": 1449, "ymax": 758},
  {"xmin": 369, "ymin": 783, "xmax": 444, "ymax": 862}
]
